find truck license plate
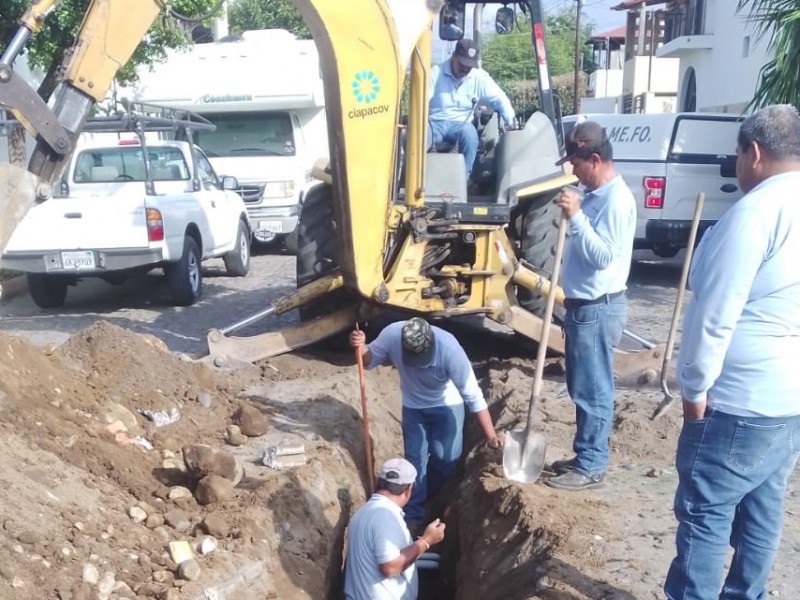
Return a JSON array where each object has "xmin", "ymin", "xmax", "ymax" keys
[
  {"xmin": 257, "ymin": 221, "xmax": 282, "ymax": 233},
  {"xmin": 61, "ymin": 251, "xmax": 95, "ymax": 270}
]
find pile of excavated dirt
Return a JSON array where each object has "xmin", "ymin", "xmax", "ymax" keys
[{"xmin": 1, "ymin": 320, "xmax": 798, "ymax": 600}]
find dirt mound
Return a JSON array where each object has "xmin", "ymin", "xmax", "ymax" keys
[{"xmin": 0, "ymin": 322, "xmax": 371, "ymax": 599}]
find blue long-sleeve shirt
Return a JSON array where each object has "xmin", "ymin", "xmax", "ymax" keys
[
  {"xmin": 365, "ymin": 322, "xmax": 487, "ymax": 413},
  {"xmin": 562, "ymin": 175, "xmax": 636, "ymax": 299},
  {"xmin": 678, "ymin": 171, "xmax": 800, "ymax": 417},
  {"xmin": 429, "ymin": 60, "xmax": 515, "ymax": 126}
]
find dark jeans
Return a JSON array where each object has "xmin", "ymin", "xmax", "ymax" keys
[
  {"xmin": 426, "ymin": 119, "xmax": 479, "ymax": 178},
  {"xmin": 401, "ymin": 403, "xmax": 465, "ymax": 523},
  {"xmin": 664, "ymin": 409, "xmax": 800, "ymax": 600},
  {"xmin": 563, "ymin": 292, "xmax": 626, "ymax": 477}
]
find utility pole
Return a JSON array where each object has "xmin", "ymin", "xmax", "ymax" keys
[{"xmin": 572, "ymin": 0, "xmax": 583, "ymax": 114}]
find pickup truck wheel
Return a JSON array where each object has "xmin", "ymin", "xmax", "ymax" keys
[
  {"xmin": 165, "ymin": 236, "xmax": 202, "ymax": 306},
  {"xmin": 652, "ymin": 244, "xmax": 680, "ymax": 258},
  {"xmin": 518, "ymin": 193, "xmax": 563, "ymax": 318},
  {"xmin": 27, "ymin": 274, "xmax": 68, "ymax": 309},
  {"xmin": 224, "ymin": 220, "xmax": 250, "ymax": 277}
]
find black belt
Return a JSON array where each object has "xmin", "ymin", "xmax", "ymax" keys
[{"xmin": 564, "ymin": 290, "xmax": 625, "ymax": 309}]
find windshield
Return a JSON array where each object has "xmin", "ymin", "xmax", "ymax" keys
[{"xmin": 194, "ymin": 111, "xmax": 296, "ymax": 157}]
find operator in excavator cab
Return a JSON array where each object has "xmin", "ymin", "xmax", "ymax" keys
[{"xmin": 427, "ymin": 38, "xmax": 516, "ymax": 185}]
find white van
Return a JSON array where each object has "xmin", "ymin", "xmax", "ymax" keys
[{"xmin": 563, "ymin": 113, "xmax": 743, "ymax": 257}]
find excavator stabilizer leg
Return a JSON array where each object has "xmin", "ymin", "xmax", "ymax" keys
[
  {"xmin": 509, "ymin": 258, "xmax": 674, "ymax": 391},
  {"xmin": 204, "ymin": 304, "xmax": 362, "ymax": 368}
]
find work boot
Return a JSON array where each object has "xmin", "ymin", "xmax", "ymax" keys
[
  {"xmin": 549, "ymin": 456, "xmax": 577, "ymax": 475},
  {"xmin": 545, "ymin": 470, "xmax": 604, "ymax": 491}
]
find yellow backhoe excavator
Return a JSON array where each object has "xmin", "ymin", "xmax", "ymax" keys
[{"xmin": 0, "ymin": 0, "xmax": 666, "ymax": 387}]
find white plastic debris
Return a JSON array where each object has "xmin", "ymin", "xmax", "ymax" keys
[
  {"xmin": 133, "ymin": 436, "xmax": 154, "ymax": 451},
  {"xmin": 262, "ymin": 444, "xmax": 306, "ymax": 471},
  {"xmin": 139, "ymin": 408, "xmax": 180, "ymax": 427}
]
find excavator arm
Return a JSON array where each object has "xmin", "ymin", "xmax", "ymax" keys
[{"xmin": 0, "ymin": 0, "xmax": 164, "ymax": 253}]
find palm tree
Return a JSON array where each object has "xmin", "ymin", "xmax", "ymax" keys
[{"xmin": 737, "ymin": 0, "xmax": 800, "ymax": 108}]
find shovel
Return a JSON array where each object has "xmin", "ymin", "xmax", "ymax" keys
[{"xmin": 503, "ymin": 215, "xmax": 568, "ymax": 483}]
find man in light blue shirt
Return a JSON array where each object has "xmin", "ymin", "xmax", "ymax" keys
[
  {"xmin": 350, "ymin": 318, "xmax": 502, "ymax": 528},
  {"xmin": 664, "ymin": 105, "xmax": 800, "ymax": 600},
  {"xmin": 427, "ymin": 38, "xmax": 515, "ymax": 179},
  {"xmin": 344, "ymin": 458, "xmax": 445, "ymax": 600},
  {"xmin": 545, "ymin": 121, "xmax": 636, "ymax": 492}
]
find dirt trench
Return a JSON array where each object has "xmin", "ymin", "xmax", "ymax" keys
[{"xmin": 0, "ymin": 320, "xmax": 690, "ymax": 600}]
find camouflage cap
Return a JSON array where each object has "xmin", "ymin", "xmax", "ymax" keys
[{"xmin": 401, "ymin": 317, "xmax": 434, "ymax": 367}]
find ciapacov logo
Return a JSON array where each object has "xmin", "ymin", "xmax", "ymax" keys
[{"xmin": 349, "ymin": 70, "xmax": 389, "ymax": 119}]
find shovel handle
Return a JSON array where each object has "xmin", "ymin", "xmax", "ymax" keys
[
  {"xmin": 652, "ymin": 192, "xmax": 704, "ymax": 420},
  {"xmin": 525, "ymin": 216, "xmax": 568, "ymax": 432},
  {"xmin": 355, "ymin": 324, "xmax": 375, "ymax": 493}
]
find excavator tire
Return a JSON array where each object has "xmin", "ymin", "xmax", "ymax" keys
[
  {"xmin": 295, "ymin": 184, "xmax": 352, "ymax": 322},
  {"xmin": 518, "ymin": 193, "xmax": 563, "ymax": 317}
]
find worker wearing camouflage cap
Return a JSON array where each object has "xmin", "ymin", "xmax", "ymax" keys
[{"xmin": 350, "ymin": 318, "xmax": 502, "ymax": 532}]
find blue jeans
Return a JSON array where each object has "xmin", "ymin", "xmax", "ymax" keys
[
  {"xmin": 401, "ymin": 403, "xmax": 465, "ymax": 523},
  {"xmin": 664, "ymin": 409, "xmax": 800, "ymax": 600},
  {"xmin": 426, "ymin": 119, "xmax": 479, "ymax": 178},
  {"xmin": 563, "ymin": 293, "xmax": 626, "ymax": 477}
]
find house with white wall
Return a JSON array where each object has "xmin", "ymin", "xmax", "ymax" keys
[
  {"xmin": 613, "ymin": 0, "xmax": 772, "ymax": 113},
  {"xmin": 581, "ymin": 9, "xmax": 680, "ymax": 115}
]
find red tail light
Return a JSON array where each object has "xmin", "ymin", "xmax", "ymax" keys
[
  {"xmin": 643, "ymin": 177, "xmax": 665, "ymax": 209},
  {"xmin": 146, "ymin": 208, "xmax": 164, "ymax": 242}
]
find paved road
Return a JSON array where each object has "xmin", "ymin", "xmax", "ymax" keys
[
  {"xmin": 0, "ymin": 247, "xmax": 300, "ymax": 354},
  {"xmin": 0, "ymin": 248, "xmax": 684, "ymax": 355}
]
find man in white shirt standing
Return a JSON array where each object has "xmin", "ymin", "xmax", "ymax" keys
[
  {"xmin": 427, "ymin": 38, "xmax": 516, "ymax": 180},
  {"xmin": 344, "ymin": 458, "xmax": 446, "ymax": 600},
  {"xmin": 664, "ymin": 105, "xmax": 800, "ymax": 599},
  {"xmin": 545, "ymin": 121, "xmax": 636, "ymax": 491}
]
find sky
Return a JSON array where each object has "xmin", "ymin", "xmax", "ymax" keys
[{"xmin": 544, "ymin": 0, "xmax": 626, "ymax": 34}]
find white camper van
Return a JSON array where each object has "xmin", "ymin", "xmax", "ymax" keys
[
  {"xmin": 563, "ymin": 112, "xmax": 743, "ymax": 258},
  {"xmin": 134, "ymin": 29, "xmax": 328, "ymax": 251}
]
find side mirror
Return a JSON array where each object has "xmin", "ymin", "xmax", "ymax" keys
[
  {"xmin": 221, "ymin": 175, "xmax": 239, "ymax": 190},
  {"xmin": 439, "ymin": 2, "xmax": 465, "ymax": 41},
  {"xmin": 496, "ymin": 7, "xmax": 515, "ymax": 35}
]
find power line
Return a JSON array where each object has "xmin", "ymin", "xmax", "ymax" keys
[{"xmin": 573, "ymin": 0, "xmax": 583, "ymax": 113}]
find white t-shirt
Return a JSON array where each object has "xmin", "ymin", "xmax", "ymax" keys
[{"xmin": 344, "ymin": 494, "xmax": 418, "ymax": 600}]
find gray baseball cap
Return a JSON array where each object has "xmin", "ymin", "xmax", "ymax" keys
[{"xmin": 378, "ymin": 458, "xmax": 417, "ymax": 485}]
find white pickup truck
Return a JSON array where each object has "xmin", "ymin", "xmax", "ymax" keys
[{"xmin": 2, "ymin": 136, "xmax": 252, "ymax": 308}]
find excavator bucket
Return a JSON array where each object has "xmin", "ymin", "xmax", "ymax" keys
[{"xmin": 0, "ymin": 163, "xmax": 42, "ymax": 256}]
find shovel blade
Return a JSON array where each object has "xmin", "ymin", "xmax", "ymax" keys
[{"xmin": 502, "ymin": 428, "xmax": 547, "ymax": 483}]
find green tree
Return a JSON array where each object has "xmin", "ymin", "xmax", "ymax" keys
[
  {"xmin": 227, "ymin": 0, "xmax": 311, "ymax": 39},
  {"xmin": 737, "ymin": 0, "xmax": 800, "ymax": 108},
  {"xmin": 481, "ymin": 6, "xmax": 593, "ymax": 117},
  {"xmin": 0, "ymin": 0, "xmax": 221, "ymax": 100}
]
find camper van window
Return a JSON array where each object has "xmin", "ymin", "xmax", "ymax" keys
[
  {"xmin": 193, "ymin": 111, "xmax": 296, "ymax": 158},
  {"xmin": 74, "ymin": 147, "xmax": 189, "ymax": 182}
]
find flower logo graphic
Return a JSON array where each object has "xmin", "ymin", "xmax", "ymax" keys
[{"xmin": 352, "ymin": 71, "xmax": 380, "ymax": 104}]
